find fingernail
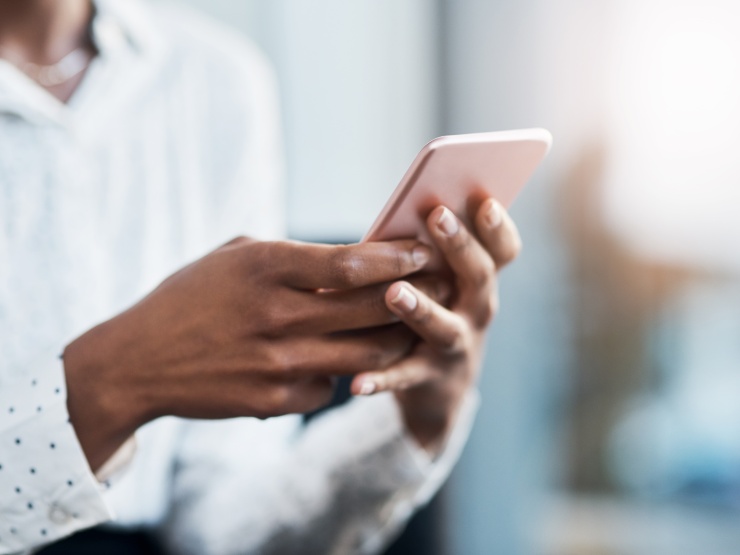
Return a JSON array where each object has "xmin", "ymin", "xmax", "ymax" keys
[
  {"xmin": 436, "ymin": 207, "xmax": 459, "ymax": 236},
  {"xmin": 358, "ymin": 380, "xmax": 376, "ymax": 396},
  {"xmin": 412, "ymin": 245, "xmax": 431, "ymax": 268},
  {"xmin": 486, "ymin": 200, "xmax": 503, "ymax": 228},
  {"xmin": 390, "ymin": 285, "xmax": 418, "ymax": 312}
]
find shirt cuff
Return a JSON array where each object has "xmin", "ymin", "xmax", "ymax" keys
[
  {"xmin": 356, "ymin": 389, "xmax": 480, "ymax": 553},
  {"xmin": 0, "ymin": 374, "xmax": 114, "ymax": 554},
  {"xmin": 95, "ymin": 435, "xmax": 137, "ymax": 486},
  {"xmin": 329, "ymin": 388, "xmax": 480, "ymax": 489},
  {"xmin": 299, "ymin": 388, "xmax": 479, "ymax": 554}
]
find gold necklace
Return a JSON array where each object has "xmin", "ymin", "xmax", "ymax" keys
[{"xmin": 0, "ymin": 46, "xmax": 92, "ymax": 87}]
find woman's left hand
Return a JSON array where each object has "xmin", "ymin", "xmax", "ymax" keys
[{"xmin": 350, "ymin": 198, "xmax": 522, "ymax": 453}]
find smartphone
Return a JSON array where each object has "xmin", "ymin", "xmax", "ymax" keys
[{"xmin": 363, "ymin": 128, "xmax": 552, "ymax": 267}]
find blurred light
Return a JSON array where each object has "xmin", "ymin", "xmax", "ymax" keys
[{"xmin": 602, "ymin": 0, "xmax": 740, "ymax": 274}]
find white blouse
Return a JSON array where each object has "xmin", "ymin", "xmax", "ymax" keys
[{"xmin": 0, "ymin": 1, "xmax": 477, "ymax": 554}]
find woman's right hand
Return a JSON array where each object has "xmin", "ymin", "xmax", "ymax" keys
[{"xmin": 63, "ymin": 236, "xmax": 435, "ymax": 470}]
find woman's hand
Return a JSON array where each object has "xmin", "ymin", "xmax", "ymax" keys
[
  {"xmin": 350, "ymin": 199, "xmax": 522, "ymax": 453},
  {"xmin": 64, "ymin": 237, "xmax": 436, "ymax": 470}
]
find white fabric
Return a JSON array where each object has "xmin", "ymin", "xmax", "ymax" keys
[
  {"xmin": 0, "ymin": 378, "xmax": 112, "ymax": 553},
  {"xmin": 0, "ymin": 1, "xmax": 479, "ymax": 554},
  {"xmin": 94, "ymin": 435, "xmax": 137, "ymax": 485}
]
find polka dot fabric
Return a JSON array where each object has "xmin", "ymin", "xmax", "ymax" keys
[{"xmin": 0, "ymin": 363, "xmax": 112, "ymax": 554}]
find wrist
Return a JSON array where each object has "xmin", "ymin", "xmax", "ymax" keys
[
  {"xmin": 395, "ymin": 379, "xmax": 469, "ymax": 453},
  {"xmin": 63, "ymin": 320, "xmax": 149, "ymax": 471}
]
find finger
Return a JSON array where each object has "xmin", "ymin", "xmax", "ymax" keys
[
  {"xmin": 288, "ymin": 275, "xmax": 451, "ymax": 334},
  {"xmin": 408, "ymin": 274, "xmax": 453, "ymax": 308},
  {"xmin": 283, "ymin": 285, "xmax": 396, "ymax": 333},
  {"xmin": 474, "ymin": 198, "xmax": 522, "ymax": 269},
  {"xmin": 219, "ymin": 235, "xmax": 255, "ymax": 250},
  {"xmin": 274, "ymin": 240, "xmax": 432, "ymax": 290},
  {"xmin": 267, "ymin": 324, "xmax": 416, "ymax": 376},
  {"xmin": 283, "ymin": 377, "xmax": 336, "ymax": 414},
  {"xmin": 426, "ymin": 206, "xmax": 498, "ymax": 324},
  {"xmin": 350, "ymin": 355, "xmax": 439, "ymax": 395},
  {"xmin": 175, "ymin": 374, "xmax": 335, "ymax": 419},
  {"xmin": 250, "ymin": 376, "xmax": 335, "ymax": 417},
  {"xmin": 384, "ymin": 281, "xmax": 469, "ymax": 352}
]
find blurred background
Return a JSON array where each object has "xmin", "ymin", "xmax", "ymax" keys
[{"xmin": 176, "ymin": 1, "xmax": 740, "ymax": 553}]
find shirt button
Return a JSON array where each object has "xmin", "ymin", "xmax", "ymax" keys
[{"xmin": 49, "ymin": 505, "xmax": 71, "ymax": 525}]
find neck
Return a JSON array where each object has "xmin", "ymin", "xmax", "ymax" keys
[{"xmin": 0, "ymin": 0, "xmax": 94, "ymax": 64}]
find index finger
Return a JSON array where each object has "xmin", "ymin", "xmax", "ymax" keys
[{"xmin": 277, "ymin": 240, "xmax": 432, "ymax": 290}]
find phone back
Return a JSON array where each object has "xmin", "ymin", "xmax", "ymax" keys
[{"xmin": 364, "ymin": 129, "xmax": 552, "ymax": 250}]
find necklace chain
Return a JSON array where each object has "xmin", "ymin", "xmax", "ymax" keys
[{"xmin": 0, "ymin": 45, "xmax": 92, "ymax": 87}]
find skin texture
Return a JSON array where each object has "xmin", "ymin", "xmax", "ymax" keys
[
  {"xmin": 352, "ymin": 199, "xmax": 521, "ymax": 452},
  {"xmin": 63, "ymin": 238, "xmax": 439, "ymax": 470},
  {"xmin": 63, "ymin": 202, "xmax": 520, "ymax": 469}
]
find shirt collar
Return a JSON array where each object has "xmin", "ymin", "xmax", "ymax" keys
[
  {"xmin": 92, "ymin": 0, "xmax": 166, "ymax": 61},
  {"xmin": 0, "ymin": 0, "xmax": 168, "ymax": 128}
]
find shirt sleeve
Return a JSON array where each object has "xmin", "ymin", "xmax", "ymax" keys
[
  {"xmin": 0, "ymin": 360, "xmax": 114, "ymax": 555},
  {"xmin": 160, "ymin": 390, "xmax": 479, "ymax": 555}
]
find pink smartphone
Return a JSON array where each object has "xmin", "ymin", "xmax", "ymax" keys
[{"xmin": 363, "ymin": 129, "xmax": 552, "ymax": 267}]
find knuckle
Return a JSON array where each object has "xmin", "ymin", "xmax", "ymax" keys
[
  {"xmin": 389, "ymin": 370, "xmax": 417, "ymax": 391},
  {"xmin": 382, "ymin": 372, "xmax": 401, "ymax": 391},
  {"xmin": 469, "ymin": 259, "xmax": 495, "ymax": 289},
  {"xmin": 330, "ymin": 246, "xmax": 364, "ymax": 288},
  {"xmin": 450, "ymin": 228, "xmax": 473, "ymax": 255},
  {"xmin": 438, "ymin": 317, "xmax": 468, "ymax": 353},
  {"xmin": 395, "ymin": 248, "xmax": 413, "ymax": 276},
  {"xmin": 409, "ymin": 300, "xmax": 433, "ymax": 326},
  {"xmin": 251, "ymin": 241, "xmax": 294, "ymax": 284},
  {"xmin": 220, "ymin": 235, "xmax": 252, "ymax": 251},
  {"xmin": 498, "ymin": 235, "xmax": 523, "ymax": 265},
  {"xmin": 481, "ymin": 254, "xmax": 496, "ymax": 278},
  {"xmin": 239, "ymin": 241, "xmax": 270, "ymax": 277},
  {"xmin": 401, "ymin": 373, "xmax": 427, "ymax": 390},
  {"xmin": 256, "ymin": 242, "xmax": 285, "ymax": 275},
  {"xmin": 475, "ymin": 294, "xmax": 499, "ymax": 327},
  {"xmin": 260, "ymin": 309, "xmax": 287, "ymax": 336},
  {"xmin": 392, "ymin": 369, "xmax": 426, "ymax": 391},
  {"xmin": 229, "ymin": 235, "xmax": 249, "ymax": 246},
  {"xmin": 266, "ymin": 384, "xmax": 294, "ymax": 414},
  {"xmin": 436, "ymin": 280, "xmax": 453, "ymax": 306},
  {"xmin": 440, "ymin": 329, "xmax": 465, "ymax": 353},
  {"xmin": 476, "ymin": 306, "xmax": 493, "ymax": 328},
  {"xmin": 259, "ymin": 297, "xmax": 304, "ymax": 336},
  {"xmin": 266, "ymin": 347, "xmax": 295, "ymax": 376}
]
